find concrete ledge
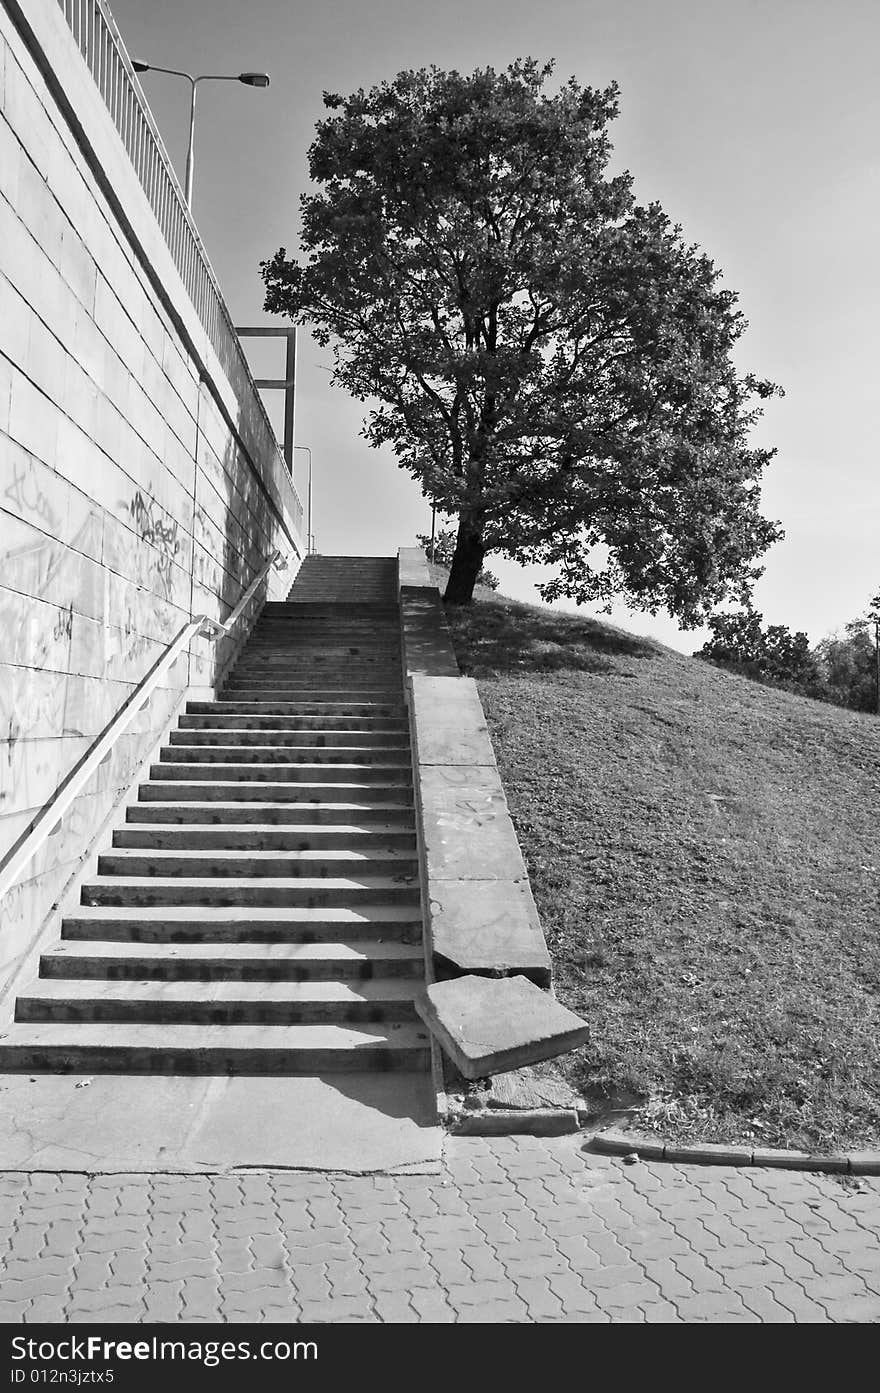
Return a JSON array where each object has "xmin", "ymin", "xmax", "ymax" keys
[
  {"xmin": 398, "ymin": 550, "xmax": 551, "ymax": 988},
  {"xmin": 431, "ymin": 881, "xmax": 548, "ymax": 984},
  {"xmin": 591, "ymin": 1129, "xmax": 877, "ymax": 1174},
  {"xmin": 451, "ymin": 1108, "xmax": 580, "ymax": 1137},
  {"xmin": 415, "ymin": 975, "xmax": 590, "ymax": 1080}
]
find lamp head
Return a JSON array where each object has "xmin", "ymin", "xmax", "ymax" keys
[
  {"xmin": 239, "ymin": 72, "xmax": 270, "ymax": 87},
  {"xmin": 131, "ymin": 59, "xmax": 150, "ymax": 73}
]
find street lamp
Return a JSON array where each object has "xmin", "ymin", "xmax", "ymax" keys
[
  {"xmin": 293, "ymin": 446, "xmax": 314, "ymax": 555},
  {"xmin": 131, "ymin": 60, "xmax": 269, "ymax": 210}
]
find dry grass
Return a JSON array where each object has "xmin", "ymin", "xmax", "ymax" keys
[{"xmin": 443, "ymin": 586, "xmax": 880, "ymax": 1152}]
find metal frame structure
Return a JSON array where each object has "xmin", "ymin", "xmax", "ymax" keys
[{"xmin": 235, "ymin": 326, "xmax": 297, "ymax": 475}]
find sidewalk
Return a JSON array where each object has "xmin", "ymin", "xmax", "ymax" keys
[{"xmin": 1, "ymin": 1135, "xmax": 878, "ymax": 1323}]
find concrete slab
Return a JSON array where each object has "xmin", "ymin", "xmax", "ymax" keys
[
  {"xmin": 419, "ymin": 774, "xmax": 527, "ymax": 881},
  {"xmin": 399, "ymin": 594, "xmax": 460, "ymax": 678},
  {"xmin": 416, "ymin": 975, "xmax": 590, "ymax": 1080},
  {"xmin": 430, "ymin": 880, "xmax": 550, "ymax": 984},
  {"xmin": 410, "ymin": 676, "xmax": 496, "ymax": 766},
  {"xmin": 0, "ymin": 1071, "xmax": 442, "ymax": 1173},
  {"xmin": 397, "ymin": 548, "xmax": 432, "ymax": 589}
]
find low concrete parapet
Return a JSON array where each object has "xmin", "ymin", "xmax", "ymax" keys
[{"xmin": 397, "ymin": 549, "xmax": 551, "ymax": 988}]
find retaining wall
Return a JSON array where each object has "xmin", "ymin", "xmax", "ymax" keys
[{"xmin": 0, "ymin": 0, "xmax": 305, "ymax": 990}]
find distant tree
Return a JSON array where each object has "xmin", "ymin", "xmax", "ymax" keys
[
  {"xmin": 813, "ymin": 628, "xmax": 874, "ymax": 711},
  {"xmin": 415, "ymin": 528, "xmax": 499, "ymax": 589},
  {"xmin": 814, "ymin": 592, "xmax": 880, "ymax": 713},
  {"xmin": 696, "ymin": 609, "xmax": 820, "ymax": 687},
  {"xmin": 262, "ymin": 59, "xmax": 782, "ymax": 611}
]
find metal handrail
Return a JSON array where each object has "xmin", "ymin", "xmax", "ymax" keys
[{"xmin": 0, "ymin": 551, "xmax": 286, "ymax": 905}]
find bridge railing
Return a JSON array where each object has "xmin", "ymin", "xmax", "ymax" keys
[{"xmin": 56, "ymin": 0, "xmax": 285, "ymax": 471}]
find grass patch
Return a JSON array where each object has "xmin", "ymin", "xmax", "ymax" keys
[{"xmin": 443, "ymin": 585, "xmax": 880, "ymax": 1152}]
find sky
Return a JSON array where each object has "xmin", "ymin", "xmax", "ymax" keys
[{"xmin": 108, "ymin": 0, "xmax": 880, "ymax": 653}]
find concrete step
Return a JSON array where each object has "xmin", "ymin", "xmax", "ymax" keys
[
  {"xmin": 236, "ymin": 646, "xmax": 401, "ymax": 656},
  {"xmin": 149, "ymin": 762, "xmax": 411, "ymax": 784},
  {"xmin": 228, "ymin": 658, "xmax": 398, "ymax": 668},
  {"xmin": 138, "ymin": 781, "xmax": 414, "ymax": 803},
  {"xmin": 178, "ymin": 715, "xmax": 408, "ymax": 731},
  {"xmin": 247, "ymin": 628, "xmax": 400, "ymax": 639},
  {"xmin": 127, "ymin": 800, "xmax": 415, "ymax": 824},
  {"xmin": 0, "ymin": 1022, "xmax": 430, "ymax": 1073},
  {"xmin": 16, "ymin": 979, "xmax": 420, "ymax": 1026},
  {"xmin": 220, "ymin": 686, "xmax": 403, "ymax": 699},
  {"xmin": 80, "ymin": 876, "xmax": 421, "ymax": 907},
  {"xmin": 97, "ymin": 848, "xmax": 419, "ymax": 878},
  {"xmin": 42, "ymin": 938, "xmax": 424, "ymax": 979},
  {"xmin": 202, "ymin": 701, "xmax": 406, "ymax": 716},
  {"xmin": 221, "ymin": 676, "xmax": 403, "ymax": 688},
  {"xmin": 264, "ymin": 606, "xmax": 400, "ymax": 617},
  {"xmin": 113, "ymin": 823, "xmax": 416, "ymax": 851},
  {"xmin": 60, "ymin": 906, "xmax": 423, "ymax": 943},
  {"xmin": 172, "ymin": 726, "xmax": 408, "ymax": 744},
  {"xmin": 158, "ymin": 745, "xmax": 410, "ymax": 765}
]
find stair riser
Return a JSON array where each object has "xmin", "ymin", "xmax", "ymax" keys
[
  {"xmin": 172, "ymin": 729, "xmax": 408, "ymax": 744},
  {"xmin": 237, "ymin": 639, "xmax": 400, "ymax": 646},
  {"xmin": 232, "ymin": 659, "xmax": 401, "ymax": 669},
  {"xmin": 138, "ymin": 784, "xmax": 414, "ymax": 803},
  {"xmin": 159, "ymin": 747, "xmax": 410, "ymax": 765},
  {"xmin": 150, "ymin": 763, "xmax": 411, "ymax": 783},
  {"xmin": 235, "ymin": 649, "xmax": 400, "ymax": 656},
  {"xmin": 127, "ymin": 804, "xmax": 414, "ymax": 824},
  {"xmin": 42, "ymin": 957, "xmax": 423, "ymax": 982},
  {"xmin": 0, "ymin": 1045, "xmax": 429, "ymax": 1074},
  {"xmin": 81, "ymin": 885, "xmax": 421, "ymax": 907},
  {"xmin": 60, "ymin": 921, "xmax": 423, "ymax": 944},
  {"xmin": 198, "ymin": 704, "xmax": 405, "ymax": 716},
  {"xmin": 220, "ymin": 686, "xmax": 403, "ymax": 697},
  {"xmin": 97, "ymin": 854, "xmax": 419, "ymax": 877},
  {"xmin": 113, "ymin": 829, "xmax": 416, "ymax": 851},
  {"xmin": 16, "ymin": 1000, "xmax": 418, "ymax": 1026},
  {"xmin": 178, "ymin": 718, "xmax": 408, "ymax": 733}
]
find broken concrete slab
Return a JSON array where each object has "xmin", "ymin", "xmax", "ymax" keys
[
  {"xmin": 415, "ymin": 974, "xmax": 589, "ymax": 1080},
  {"xmin": 486, "ymin": 1065, "xmax": 584, "ymax": 1112},
  {"xmin": 430, "ymin": 880, "xmax": 550, "ymax": 985}
]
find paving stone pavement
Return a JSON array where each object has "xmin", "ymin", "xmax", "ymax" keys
[{"xmin": 1, "ymin": 1134, "xmax": 879, "ymax": 1323}]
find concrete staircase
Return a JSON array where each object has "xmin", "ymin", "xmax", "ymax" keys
[{"xmin": 0, "ymin": 556, "xmax": 431, "ymax": 1075}]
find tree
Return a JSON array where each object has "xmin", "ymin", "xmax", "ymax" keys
[
  {"xmin": 815, "ymin": 592, "xmax": 880, "ymax": 713},
  {"xmin": 415, "ymin": 527, "xmax": 499, "ymax": 588},
  {"xmin": 263, "ymin": 59, "xmax": 782, "ymax": 611},
  {"xmin": 696, "ymin": 609, "xmax": 820, "ymax": 687}
]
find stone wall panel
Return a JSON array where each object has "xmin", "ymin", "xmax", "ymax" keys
[{"xmin": 0, "ymin": 3, "xmax": 305, "ymax": 963}]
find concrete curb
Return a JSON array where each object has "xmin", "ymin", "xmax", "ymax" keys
[
  {"xmin": 590, "ymin": 1129, "xmax": 880, "ymax": 1175},
  {"xmin": 448, "ymin": 1107, "xmax": 580, "ymax": 1137}
]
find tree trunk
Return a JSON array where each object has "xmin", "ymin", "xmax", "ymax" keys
[{"xmin": 443, "ymin": 512, "xmax": 486, "ymax": 605}]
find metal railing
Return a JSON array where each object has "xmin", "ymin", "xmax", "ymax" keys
[
  {"xmin": 0, "ymin": 550, "xmax": 287, "ymax": 905},
  {"xmin": 55, "ymin": 0, "xmax": 284, "ymax": 468}
]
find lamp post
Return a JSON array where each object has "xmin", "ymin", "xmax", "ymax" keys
[
  {"xmin": 131, "ymin": 61, "xmax": 269, "ymax": 210},
  {"xmin": 293, "ymin": 446, "xmax": 313, "ymax": 555}
]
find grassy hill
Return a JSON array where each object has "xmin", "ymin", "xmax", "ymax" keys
[{"xmin": 440, "ymin": 582, "xmax": 880, "ymax": 1152}]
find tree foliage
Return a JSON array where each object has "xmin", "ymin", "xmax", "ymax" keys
[
  {"xmin": 415, "ymin": 527, "xmax": 499, "ymax": 588},
  {"xmin": 695, "ymin": 609, "xmax": 819, "ymax": 687},
  {"xmin": 263, "ymin": 59, "xmax": 782, "ymax": 611},
  {"xmin": 697, "ymin": 593, "xmax": 880, "ymax": 714}
]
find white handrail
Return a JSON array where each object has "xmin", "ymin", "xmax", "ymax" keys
[{"xmin": 0, "ymin": 550, "xmax": 287, "ymax": 904}]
